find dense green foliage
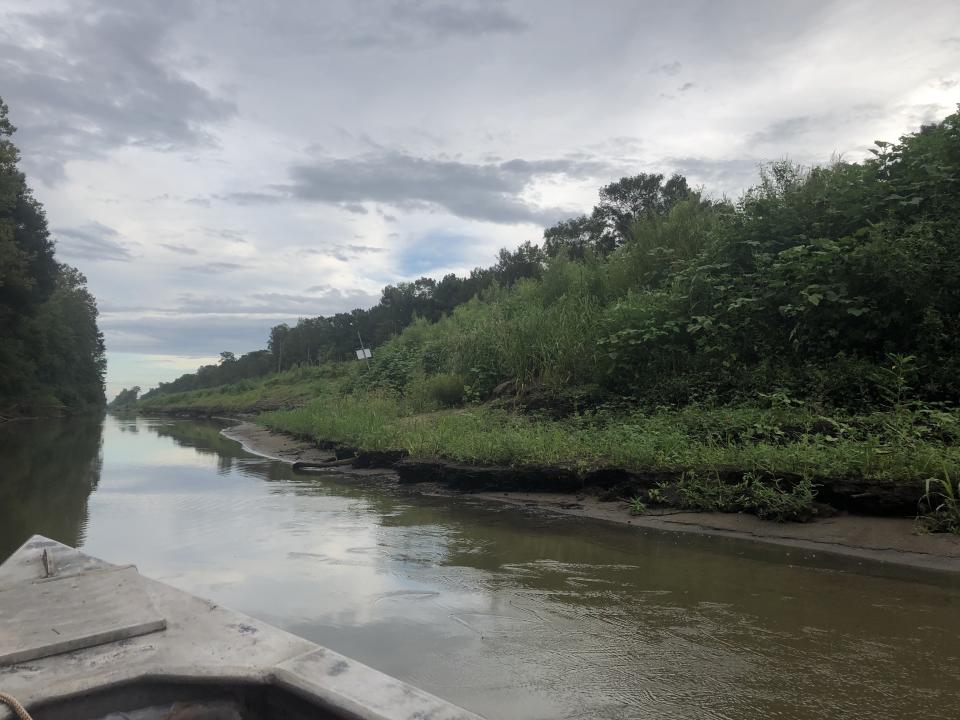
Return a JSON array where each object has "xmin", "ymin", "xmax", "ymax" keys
[
  {"xmin": 0, "ymin": 97, "xmax": 106, "ymax": 416},
  {"xmin": 352, "ymin": 110, "xmax": 960, "ymax": 408},
  {"xmin": 140, "ymin": 350, "xmax": 275, "ymax": 398}
]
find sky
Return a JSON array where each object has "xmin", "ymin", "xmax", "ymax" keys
[{"xmin": 1, "ymin": 0, "xmax": 958, "ymax": 399}]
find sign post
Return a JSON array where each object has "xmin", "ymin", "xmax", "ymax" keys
[{"xmin": 354, "ymin": 323, "xmax": 371, "ymax": 367}]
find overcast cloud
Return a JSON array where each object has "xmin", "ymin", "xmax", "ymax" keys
[
  {"xmin": 54, "ymin": 222, "xmax": 135, "ymax": 262},
  {"xmin": 1, "ymin": 0, "xmax": 957, "ymax": 396}
]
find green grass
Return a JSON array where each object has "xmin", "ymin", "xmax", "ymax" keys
[
  {"xmin": 916, "ymin": 474, "xmax": 960, "ymax": 534},
  {"xmin": 136, "ymin": 364, "xmax": 351, "ymax": 414},
  {"xmin": 669, "ymin": 471, "xmax": 818, "ymax": 521},
  {"xmin": 258, "ymin": 392, "xmax": 960, "ymax": 486}
]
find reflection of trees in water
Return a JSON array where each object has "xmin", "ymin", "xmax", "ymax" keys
[
  {"xmin": 148, "ymin": 417, "xmax": 298, "ymax": 481},
  {"xmin": 139, "ymin": 420, "xmax": 760, "ymax": 609},
  {"xmin": 149, "ymin": 418, "xmax": 249, "ymax": 476},
  {"xmin": 111, "ymin": 410, "xmax": 141, "ymax": 433},
  {"xmin": 150, "ymin": 418, "xmax": 248, "ymax": 457},
  {"xmin": 308, "ymin": 479, "xmax": 778, "ymax": 608},
  {"xmin": 139, "ymin": 418, "xmax": 793, "ymax": 613},
  {"xmin": 0, "ymin": 414, "xmax": 105, "ymax": 559}
]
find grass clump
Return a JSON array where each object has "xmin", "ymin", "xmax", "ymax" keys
[
  {"xmin": 405, "ymin": 373, "xmax": 466, "ymax": 412},
  {"xmin": 664, "ymin": 471, "xmax": 817, "ymax": 522},
  {"xmin": 627, "ymin": 496, "xmax": 647, "ymax": 515},
  {"xmin": 916, "ymin": 474, "xmax": 960, "ymax": 534},
  {"xmin": 739, "ymin": 475, "xmax": 818, "ymax": 522}
]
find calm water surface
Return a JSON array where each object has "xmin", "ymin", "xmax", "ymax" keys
[{"xmin": 2, "ymin": 414, "xmax": 959, "ymax": 719}]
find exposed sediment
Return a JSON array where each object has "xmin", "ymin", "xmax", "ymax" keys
[
  {"xmin": 225, "ymin": 420, "xmax": 919, "ymax": 515},
  {"xmin": 221, "ymin": 420, "xmax": 960, "ymax": 574}
]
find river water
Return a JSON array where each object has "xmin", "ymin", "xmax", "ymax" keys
[{"xmin": 1, "ymin": 413, "xmax": 959, "ymax": 719}]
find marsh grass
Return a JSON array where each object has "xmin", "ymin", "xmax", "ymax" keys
[
  {"xmin": 259, "ymin": 393, "xmax": 960, "ymax": 489},
  {"xmin": 916, "ymin": 473, "xmax": 960, "ymax": 534}
]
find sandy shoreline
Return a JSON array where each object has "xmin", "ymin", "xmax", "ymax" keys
[{"xmin": 221, "ymin": 420, "xmax": 960, "ymax": 574}]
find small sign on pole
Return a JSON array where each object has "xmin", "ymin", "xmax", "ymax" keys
[{"xmin": 353, "ymin": 322, "xmax": 372, "ymax": 366}]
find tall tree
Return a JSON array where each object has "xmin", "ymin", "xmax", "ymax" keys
[
  {"xmin": 0, "ymin": 96, "xmax": 106, "ymax": 414},
  {"xmin": 543, "ymin": 173, "xmax": 694, "ymax": 257}
]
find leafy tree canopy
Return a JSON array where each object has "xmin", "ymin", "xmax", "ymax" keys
[{"xmin": 0, "ymin": 96, "xmax": 105, "ymax": 416}]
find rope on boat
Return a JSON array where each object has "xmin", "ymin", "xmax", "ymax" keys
[{"xmin": 0, "ymin": 692, "xmax": 33, "ymax": 720}]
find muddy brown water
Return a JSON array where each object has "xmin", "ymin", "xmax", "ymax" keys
[{"xmin": 2, "ymin": 414, "xmax": 959, "ymax": 719}]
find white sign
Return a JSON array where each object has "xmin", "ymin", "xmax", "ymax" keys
[{"xmin": 355, "ymin": 348, "xmax": 372, "ymax": 360}]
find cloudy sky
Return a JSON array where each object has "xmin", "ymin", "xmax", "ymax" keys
[{"xmin": 2, "ymin": 0, "xmax": 958, "ymax": 397}]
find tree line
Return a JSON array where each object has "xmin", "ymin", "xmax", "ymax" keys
[
  {"xmin": 0, "ymin": 97, "xmax": 106, "ymax": 417},
  {"xmin": 140, "ymin": 169, "xmax": 698, "ymax": 399}
]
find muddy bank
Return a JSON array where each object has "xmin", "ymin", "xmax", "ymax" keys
[
  {"xmin": 222, "ymin": 421, "xmax": 960, "ymax": 573},
  {"xmin": 226, "ymin": 420, "xmax": 919, "ymax": 515},
  {"xmin": 157, "ymin": 410, "xmax": 922, "ymax": 514},
  {"xmin": 394, "ymin": 459, "xmax": 921, "ymax": 516}
]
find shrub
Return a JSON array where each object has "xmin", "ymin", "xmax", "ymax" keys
[
  {"xmin": 738, "ymin": 474, "xmax": 817, "ymax": 522},
  {"xmin": 671, "ymin": 470, "xmax": 817, "ymax": 521},
  {"xmin": 417, "ymin": 373, "xmax": 466, "ymax": 408}
]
